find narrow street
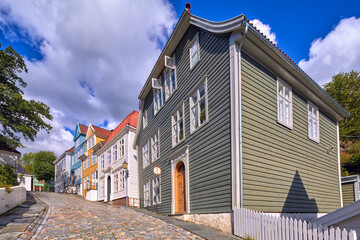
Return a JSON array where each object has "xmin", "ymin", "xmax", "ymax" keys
[{"xmin": 34, "ymin": 192, "xmax": 202, "ymax": 239}]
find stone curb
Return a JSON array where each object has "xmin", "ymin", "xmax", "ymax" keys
[{"xmin": 16, "ymin": 193, "xmax": 49, "ymax": 240}]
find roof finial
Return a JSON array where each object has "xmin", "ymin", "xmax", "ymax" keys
[{"xmin": 185, "ymin": 3, "xmax": 191, "ymax": 14}]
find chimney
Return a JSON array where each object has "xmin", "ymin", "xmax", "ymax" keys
[{"xmin": 185, "ymin": 3, "xmax": 191, "ymax": 14}]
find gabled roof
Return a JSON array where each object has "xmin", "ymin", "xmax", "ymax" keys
[
  {"xmin": 86, "ymin": 123, "xmax": 112, "ymax": 141},
  {"xmin": 66, "ymin": 146, "xmax": 75, "ymax": 154},
  {"xmin": 79, "ymin": 124, "xmax": 88, "ymax": 135},
  {"xmin": 104, "ymin": 111, "xmax": 139, "ymax": 145},
  {"xmin": 137, "ymin": 9, "xmax": 349, "ymax": 122},
  {"xmin": 17, "ymin": 164, "xmax": 31, "ymax": 175},
  {"xmin": 0, "ymin": 141, "xmax": 20, "ymax": 154}
]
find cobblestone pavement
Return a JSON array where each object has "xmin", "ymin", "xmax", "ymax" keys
[{"xmin": 34, "ymin": 192, "xmax": 202, "ymax": 240}]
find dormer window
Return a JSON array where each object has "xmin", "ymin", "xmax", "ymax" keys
[{"xmin": 190, "ymin": 35, "xmax": 200, "ymax": 69}]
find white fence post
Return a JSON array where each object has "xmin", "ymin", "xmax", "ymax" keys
[{"xmin": 349, "ymin": 230, "xmax": 357, "ymax": 240}]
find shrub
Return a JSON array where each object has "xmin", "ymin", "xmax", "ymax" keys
[{"xmin": 0, "ymin": 164, "xmax": 18, "ymax": 186}]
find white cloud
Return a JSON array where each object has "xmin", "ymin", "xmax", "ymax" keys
[
  {"xmin": 0, "ymin": 0, "xmax": 177, "ymax": 156},
  {"xmin": 299, "ymin": 17, "xmax": 360, "ymax": 86},
  {"xmin": 250, "ymin": 19, "xmax": 277, "ymax": 44}
]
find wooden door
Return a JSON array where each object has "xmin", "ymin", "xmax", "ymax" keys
[{"xmin": 175, "ymin": 162, "xmax": 186, "ymax": 214}]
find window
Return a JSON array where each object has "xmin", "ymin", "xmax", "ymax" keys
[
  {"xmin": 190, "ymin": 35, "xmax": 200, "ymax": 69},
  {"xmin": 107, "ymin": 149, "xmax": 111, "ymax": 165},
  {"xmin": 87, "ymin": 156, "xmax": 90, "ymax": 168},
  {"xmin": 164, "ymin": 67, "xmax": 176, "ymax": 100},
  {"xmin": 92, "ymin": 153, "xmax": 96, "ymax": 165},
  {"xmin": 152, "ymin": 176, "xmax": 161, "ymax": 205},
  {"xmin": 144, "ymin": 182, "xmax": 150, "ymax": 207},
  {"xmin": 151, "ymin": 130, "xmax": 160, "ymax": 162},
  {"xmin": 87, "ymin": 136, "xmax": 95, "ymax": 151},
  {"xmin": 153, "ymin": 88, "xmax": 163, "ymax": 115},
  {"xmin": 113, "ymin": 144, "xmax": 118, "ymax": 161},
  {"xmin": 75, "ymin": 138, "xmax": 80, "ymax": 149},
  {"xmin": 114, "ymin": 173, "xmax": 119, "ymax": 192},
  {"xmin": 100, "ymin": 180, "xmax": 104, "ymax": 197},
  {"xmin": 143, "ymin": 110, "xmax": 148, "ymax": 129},
  {"xmin": 84, "ymin": 159, "xmax": 87, "ymax": 170},
  {"xmin": 92, "ymin": 171, "xmax": 97, "ymax": 186},
  {"xmin": 277, "ymin": 79, "xmax": 293, "ymax": 128},
  {"xmin": 189, "ymin": 78, "xmax": 208, "ymax": 133},
  {"xmin": 172, "ymin": 103, "xmax": 185, "ymax": 146},
  {"xmin": 119, "ymin": 138, "xmax": 125, "ymax": 158},
  {"xmin": 120, "ymin": 170, "xmax": 125, "ymax": 190},
  {"xmin": 85, "ymin": 175, "xmax": 90, "ymax": 190},
  {"xmin": 308, "ymin": 102, "xmax": 320, "ymax": 142},
  {"xmin": 142, "ymin": 141, "xmax": 150, "ymax": 168},
  {"xmin": 101, "ymin": 154, "xmax": 105, "ymax": 169}
]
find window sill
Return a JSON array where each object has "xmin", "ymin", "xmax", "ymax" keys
[
  {"xmin": 190, "ymin": 119, "xmax": 209, "ymax": 135},
  {"xmin": 308, "ymin": 137, "xmax": 320, "ymax": 144},
  {"xmin": 172, "ymin": 138, "xmax": 185, "ymax": 149},
  {"xmin": 165, "ymin": 88, "xmax": 178, "ymax": 103},
  {"xmin": 154, "ymin": 105, "xmax": 164, "ymax": 117},
  {"xmin": 190, "ymin": 59, "xmax": 200, "ymax": 72},
  {"xmin": 277, "ymin": 120, "xmax": 293, "ymax": 130}
]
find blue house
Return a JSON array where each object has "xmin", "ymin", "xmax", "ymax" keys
[{"xmin": 70, "ymin": 123, "xmax": 88, "ymax": 195}]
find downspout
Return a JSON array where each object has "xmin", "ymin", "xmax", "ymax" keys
[{"xmin": 237, "ymin": 22, "xmax": 248, "ymax": 208}]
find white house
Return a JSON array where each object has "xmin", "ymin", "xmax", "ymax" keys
[
  {"xmin": 54, "ymin": 147, "xmax": 74, "ymax": 193},
  {"xmin": 17, "ymin": 164, "xmax": 32, "ymax": 191},
  {"xmin": 96, "ymin": 111, "xmax": 139, "ymax": 206}
]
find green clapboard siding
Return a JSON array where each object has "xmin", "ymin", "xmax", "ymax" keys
[
  {"xmin": 137, "ymin": 26, "xmax": 232, "ymax": 214},
  {"xmin": 342, "ymin": 183, "xmax": 355, "ymax": 206},
  {"xmin": 241, "ymin": 51, "xmax": 341, "ymax": 213}
]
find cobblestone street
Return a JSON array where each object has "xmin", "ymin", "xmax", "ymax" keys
[{"xmin": 34, "ymin": 192, "xmax": 202, "ymax": 240}]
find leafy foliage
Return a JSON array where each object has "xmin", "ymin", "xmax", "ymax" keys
[
  {"xmin": 0, "ymin": 164, "xmax": 18, "ymax": 186},
  {"xmin": 19, "ymin": 152, "xmax": 35, "ymax": 174},
  {"xmin": 324, "ymin": 71, "xmax": 360, "ymax": 139},
  {"xmin": 0, "ymin": 43, "xmax": 53, "ymax": 149},
  {"xmin": 33, "ymin": 151, "xmax": 56, "ymax": 181}
]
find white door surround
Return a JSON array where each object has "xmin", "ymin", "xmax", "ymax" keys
[{"xmin": 170, "ymin": 145, "xmax": 190, "ymax": 215}]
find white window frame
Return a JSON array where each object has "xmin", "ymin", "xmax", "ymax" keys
[
  {"xmin": 172, "ymin": 102, "xmax": 185, "ymax": 147},
  {"xmin": 101, "ymin": 154, "xmax": 105, "ymax": 169},
  {"xmin": 119, "ymin": 170, "xmax": 125, "ymax": 191},
  {"xmin": 114, "ymin": 173, "xmax": 119, "ymax": 192},
  {"xmin": 189, "ymin": 77, "xmax": 209, "ymax": 134},
  {"xmin": 153, "ymin": 87, "xmax": 163, "ymax": 116},
  {"xmin": 164, "ymin": 55, "xmax": 177, "ymax": 101},
  {"xmin": 143, "ymin": 110, "xmax": 148, "ymax": 129},
  {"xmin": 107, "ymin": 149, "xmax": 111, "ymax": 165},
  {"xmin": 87, "ymin": 156, "xmax": 90, "ymax": 168},
  {"xmin": 92, "ymin": 171, "xmax": 96, "ymax": 186},
  {"xmin": 119, "ymin": 138, "xmax": 125, "ymax": 158},
  {"xmin": 189, "ymin": 35, "xmax": 200, "ymax": 69},
  {"xmin": 142, "ymin": 141, "xmax": 150, "ymax": 168},
  {"xmin": 151, "ymin": 130, "xmax": 160, "ymax": 162},
  {"xmin": 113, "ymin": 144, "xmax": 118, "ymax": 162},
  {"xmin": 84, "ymin": 158, "xmax": 87, "ymax": 170},
  {"xmin": 101, "ymin": 179, "xmax": 104, "ymax": 197},
  {"xmin": 152, "ymin": 176, "xmax": 161, "ymax": 205},
  {"xmin": 308, "ymin": 101, "xmax": 320, "ymax": 142},
  {"xmin": 277, "ymin": 79, "xmax": 293, "ymax": 129},
  {"xmin": 92, "ymin": 153, "xmax": 96, "ymax": 165},
  {"xmin": 144, "ymin": 181, "xmax": 150, "ymax": 207}
]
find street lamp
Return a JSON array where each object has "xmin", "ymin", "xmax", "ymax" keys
[{"xmin": 122, "ymin": 161, "xmax": 129, "ymax": 207}]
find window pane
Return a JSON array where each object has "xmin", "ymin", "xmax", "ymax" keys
[
  {"xmin": 199, "ymin": 83, "xmax": 205, "ymax": 98},
  {"xmin": 309, "ymin": 105, "xmax": 313, "ymax": 116},
  {"xmin": 192, "ymin": 53, "xmax": 198, "ymax": 66},
  {"xmin": 200, "ymin": 98, "xmax": 207, "ymax": 124},
  {"xmin": 192, "ymin": 107, "xmax": 199, "ymax": 129},
  {"xmin": 285, "ymin": 101, "xmax": 290, "ymax": 125},
  {"xmin": 278, "ymin": 97, "xmax": 284, "ymax": 122},
  {"xmin": 285, "ymin": 87, "xmax": 290, "ymax": 100},
  {"xmin": 278, "ymin": 83, "xmax": 284, "ymax": 96},
  {"xmin": 191, "ymin": 92, "xmax": 197, "ymax": 105},
  {"xmin": 171, "ymin": 70, "xmax": 176, "ymax": 91},
  {"xmin": 314, "ymin": 119, "xmax": 318, "ymax": 139},
  {"xmin": 179, "ymin": 119, "xmax": 184, "ymax": 140}
]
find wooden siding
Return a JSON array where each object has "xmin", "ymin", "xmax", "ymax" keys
[
  {"xmin": 241, "ymin": 51, "xmax": 341, "ymax": 213},
  {"xmin": 137, "ymin": 26, "xmax": 232, "ymax": 214},
  {"xmin": 342, "ymin": 183, "xmax": 355, "ymax": 206}
]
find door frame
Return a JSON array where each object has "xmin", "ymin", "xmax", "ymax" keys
[
  {"xmin": 170, "ymin": 145, "xmax": 190, "ymax": 215},
  {"xmin": 107, "ymin": 176, "xmax": 111, "ymax": 202}
]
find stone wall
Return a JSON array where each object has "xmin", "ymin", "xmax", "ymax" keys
[
  {"xmin": 0, "ymin": 186, "xmax": 26, "ymax": 214},
  {"xmin": 175, "ymin": 213, "xmax": 232, "ymax": 234}
]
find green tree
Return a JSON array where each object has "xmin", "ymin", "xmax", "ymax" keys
[
  {"xmin": 0, "ymin": 43, "xmax": 53, "ymax": 149},
  {"xmin": 33, "ymin": 151, "xmax": 56, "ymax": 181},
  {"xmin": 324, "ymin": 71, "xmax": 360, "ymax": 139},
  {"xmin": 19, "ymin": 152, "xmax": 35, "ymax": 174},
  {"xmin": 0, "ymin": 164, "xmax": 18, "ymax": 186}
]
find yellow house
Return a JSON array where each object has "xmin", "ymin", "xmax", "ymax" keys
[{"xmin": 79, "ymin": 124, "xmax": 112, "ymax": 198}]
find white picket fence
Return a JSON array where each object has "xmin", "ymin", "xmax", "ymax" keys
[{"xmin": 234, "ymin": 208, "xmax": 357, "ymax": 240}]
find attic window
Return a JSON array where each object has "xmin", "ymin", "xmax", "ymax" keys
[
  {"xmin": 153, "ymin": 77, "xmax": 163, "ymax": 115},
  {"xmin": 277, "ymin": 79, "xmax": 293, "ymax": 129},
  {"xmin": 190, "ymin": 35, "xmax": 200, "ymax": 69},
  {"xmin": 308, "ymin": 101, "xmax": 320, "ymax": 142}
]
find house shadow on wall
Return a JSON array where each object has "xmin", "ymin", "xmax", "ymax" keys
[{"xmin": 281, "ymin": 170, "xmax": 318, "ymax": 220}]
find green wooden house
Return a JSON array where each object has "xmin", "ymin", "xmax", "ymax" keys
[
  {"xmin": 32, "ymin": 177, "xmax": 54, "ymax": 192},
  {"xmin": 133, "ymin": 6, "xmax": 349, "ymax": 232}
]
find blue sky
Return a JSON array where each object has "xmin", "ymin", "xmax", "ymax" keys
[{"xmin": 0, "ymin": 0, "xmax": 359, "ymax": 156}]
